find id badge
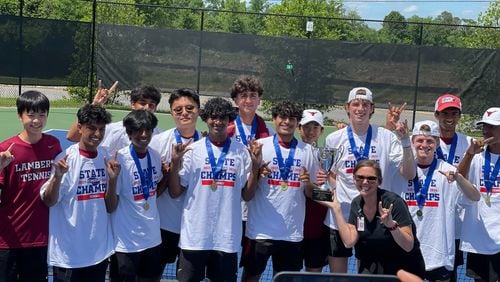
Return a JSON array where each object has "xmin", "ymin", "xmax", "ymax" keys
[{"xmin": 357, "ymin": 216, "xmax": 365, "ymax": 231}]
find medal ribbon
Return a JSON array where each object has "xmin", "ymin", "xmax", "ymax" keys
[
  {"xmin": 174, "ymin": 128, "xmax": 199, "ymax": 144},
  {"xmin": 484, "ymin": 149, "xmax": 500, "ymax": 195},
  {"xmin": 413, "ymin": 158, "xmax": 437, "ymax": 210},
  {"xmin": 436, "ymin": 133, "xmax": 457, "ymax": 164},
  {"xmin": 205, "ymin": 137, "xmax": 231, "ymax": 182},
  {"xmin": 273, "ymin": 134, "xmax": 298, "ymax": 182},
  {"xmin": 347, "ymin": 125, "xmax": 372, "ymax": 161},
  {"xmin": 235, "ymin": 115, "xmax": 257, "ymax": 146},
  {"xmin": 129, "ymin": 144, "xmax": 153, "ymax": 201}
]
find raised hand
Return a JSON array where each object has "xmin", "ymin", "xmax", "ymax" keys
[
  {"xmin": 0, "ymin": 143, "xmax": 15, "ymax": 171},
  {"xmin": 299, "ymin": 166, "xmax": 311, "ymax": 184},
  {"xmin": 386, "ymin": 102, "xmax": 407, "ymax": 130},
  {"xmin": 378, "ymin": 201, "xmax": 394, "ymax": 228},
  {"xmin": 467, "ymin": 137, "xmax": 494, "ymax": 155},
  {"xmin": 439, "ymin": 170, "xmax": 458, "ymax": 183},
  {"xmin": 394, "ymin": 119, "xmax": 410, "ymax": 140},
  {"xmin": 92, "ymin": 80, "xmax": 118, "ymax": 106},
  {"xmin": 171, "ymin": 141, "xmax": 192, "ymax": 163},
  {"xmin": 54, "ymin": 155, "xmax": 69, "ymax": 178},
  {"xmin": 247, "ymin": 139, "xmax": 263, "ymax": 168},
  {"xmin": 105, "ymin": 151, "xmax": 121, "ymax": 180},
  {"xmin": 258, "ymin": 161, "xmax": 272, "ymax": 180}
]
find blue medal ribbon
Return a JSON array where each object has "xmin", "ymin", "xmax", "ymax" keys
[
  {"xmin": 484, "ymin": 149, "xmax": 500, "ymax": 195},
  {"xmin": 347, "ymin": 125, "xmax": 372, "ymax": 161},
  {"xmin": 174, "ymin": 128, "xmax": 199, "ymax": 144},
  {"xmin": 273, "ymin": 134, "xmax": 298, "ymax": 182},
  {"xmin": 235, "ymin": 115, "xmax": 257, "ymax": 146},
  {"xmin": 205, "ymin": 137, "xmax": 231, "ymax": 182},
  {"xmin": 436, "ymin": 134, "xmax": 457, "ymax": 164},
  {"xmin": 129, "ymin": 144, "xmax": 153, "ymax": 201},
  {"xmin": 413, "ymin": 158, "xmax": 437, "ymax": 210}
]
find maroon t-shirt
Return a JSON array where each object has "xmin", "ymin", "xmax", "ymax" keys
[
  {"xmin": 0, "ymin": 134, "xmax": 61, "ymax": 248},
  {"xmin": 303, "ymin": 197, "xmax": 328, "ymax": 239}
]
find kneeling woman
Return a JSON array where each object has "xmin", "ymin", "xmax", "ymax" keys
[{"xmin": 322, "ymin": 160, "xmax": 425, "ymax": 278}]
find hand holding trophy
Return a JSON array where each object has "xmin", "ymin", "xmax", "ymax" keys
[{"xmin": 312, "ymin": 145, "xmax": 344, "ymax": 201}]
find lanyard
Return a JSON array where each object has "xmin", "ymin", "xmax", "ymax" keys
[
  {"xmin": 484, "ymin": 149, "xmax": 500, "ymax": 194},
  {"xmin": 129, "ymin": 144, "xmax": 153, "ymax": 201},
  {"xmin": 347, "ymin": 125, "xmax": 372, "ymax": 161},
  {"xmin": 174, "ymin": 128, "xmax": 199, "ymax": 144},
  {"xmin": 436, "ymin": 134, "xmax": 457, "ymax": 164},
  {"xmin": 235, "ymin": 115, "xmax": 257, "ymax": 146},
  {"xmin": 205, "ymin": 137, "xmax": 231, "ymax": 180},
  {"xmin": 273, "ymin": 134, "xmax": 297, "ymax": 182},
  {"xmin": 413, "ymin": 158, "xmax": 437, "ymax": 210}
]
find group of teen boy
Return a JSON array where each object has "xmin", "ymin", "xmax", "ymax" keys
[{"xmin": 0, "ymin": 75, "xmax": 498, "ymax": 282}]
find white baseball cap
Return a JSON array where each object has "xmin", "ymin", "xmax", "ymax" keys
[
  {"xmin": 300, "ymin": 109, "xmax": 324, "ymax": 127},
  {"xmin": 412, "ymin": 120, "xmax": 440, "ymax": 137},
  {"xmin": 476, "ymin": 107, "xmax": 500, "ymax": 126},
  {"xmin": 347, "ymin": 87, "xmax": 373, "ymax": 103}
]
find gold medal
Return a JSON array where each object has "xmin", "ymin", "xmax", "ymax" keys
[
  {"xmin": 143, "ymin": 201, "xmax": 150, "ymax": 211},
  {"xmin": 210, "ymin": 182, "xmax": 218, "ymax": 191},
  {"xmin": 484, "ymin": 194, "xmax": 491, "ymax": 205},
  {"xmin": 280, "ymin": 181, "xmax": 288, "ymax": 191},
  {"xmin": 416, "ymin": 209, "xmax": 423, "ymax": 217}
]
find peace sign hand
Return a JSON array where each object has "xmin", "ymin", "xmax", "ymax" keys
[
  {"xmin": 93, "ymin": 80, "xmax": 118, "ymax": 106},
  {"xmin": 0, "ymin": 143, "xmax": 15, "ymax": 171}
]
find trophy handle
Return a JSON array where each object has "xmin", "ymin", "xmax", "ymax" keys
[{"xmin": 331, "ymin": 145, "xmax": 345, "ymax": 172}]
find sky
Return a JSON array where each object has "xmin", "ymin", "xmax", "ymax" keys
[{"xmin": 342, "ymin": 0, "xmax": 492, "ymax": 28}]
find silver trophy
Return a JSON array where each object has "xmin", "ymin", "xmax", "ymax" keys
[{"xmin": 312, "ymin": 146, "xmax": 344, "ymax": 201}]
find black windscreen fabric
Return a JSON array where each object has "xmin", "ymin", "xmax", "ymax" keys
[
  {"xmin": 0, "ymin": 15, "xmax": 91, "ymax": 86},
  {"xmin": 96, "ymin": 23, "xmax": 498, "ymax": 115}
]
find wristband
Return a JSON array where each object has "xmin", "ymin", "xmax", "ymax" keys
[
  {"xmin": 400, "ymin": 138, "xmax": 411, "ymax": 148},
  {"xmin": 387, "ymin": 221, "xmax": 399, "ymax": 231}
]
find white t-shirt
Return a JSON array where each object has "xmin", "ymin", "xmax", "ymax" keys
[
  {"xmin": 460, "ymin": 150, "xmax": 500, "ymax": 255},
  {"xmin": 112, "ymin": 146, "xmax": 163, "ymax": 253},
  {"xmin": 324, "ymin": 125, "xmax": 404, "ymax": 229},
  {"xmin": 150, "ymin": 128, "xmax": 200, "ymax": 234},
  {"xmin": 438, "ymin": 132, "xmax": 472, "ymax": 238},
  {"xmin": 246, "ymin": 136, "xmax": 319, "ymax": 242},
  {"xmin": 393, "ymin": 159, "xmax": 461, "ymax": 271},
  {"xmin": 41, "ymin": 144, "xmax": 114, "ymax": 268},
  {"xmin": 178, "ymin": 137, "xmax": 251, "ymax": 253},
  {"xmin": 231, "ymin": 119, "xmax": 274, "ymax": 221},
  {"xmin": 101, "ymin": 121, "xmax": 162, "ymax": 154}
]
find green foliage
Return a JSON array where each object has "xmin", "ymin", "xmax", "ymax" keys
[
  {"xmin": 66, "ymin": 86, "xmax": 89, "ymax": 103},
  {"xmin": 457, "ymin": 114, "xmax": 482, "ymax": 137},
  {"xmin": 379, "ymin": 11, "xmax": 411, "ymax": 44},
  {"xmin": 461, "ymin": 1, "xmax": 500, "ymax": 49}
]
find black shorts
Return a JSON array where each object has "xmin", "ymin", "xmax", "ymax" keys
[
  {"xmin": 328, "ymin": 228, "xmax": 353, "ymax": 257},
  {"xmin": 177, "ymin": 249, "xmax": 237, "ymax": 282},
  {"xmin": 0, "ymin": 247, "xmax": 47, "ymax": 282},
  {"xmin": 160, "ymin": 229, "xmax": 180, "ymax": 265},
  {"xmin": 466, "ymin": 252, "xmax": 500, "ymax": 281},
  {"xmin": 109, "ymin": 245, "xmax": 163, "ymax": 281},
  {"xmin": 303, "ymin": 229, "xmax": 329, "ymax": 269},
  {"xmin": 52, "ymin": 259, "xmax": 108, "ymax": 282},
  {"xmin": 425, "ymin": 266, "xmax": 452, "ymax": 281},
  {"xmin": 241, "ymin": 239, "xmax": 303, "ymax": 276},
  {"xmin": 453, "ymin": 239, "xmax": 464, "ymax": 267}
]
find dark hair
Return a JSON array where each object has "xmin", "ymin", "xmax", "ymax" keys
[
  {"xmin": 353, "ymin": 160, "xmax": 383, "ymax": 185},
  {"xmin": 77, "ymin": 104, "xmax": 112, "ymax": 125},
  {"xmin": 200, "ymin": 97, "xmax": 237, "ymax": 122},
  {"xmin": 168, "ymin": 88, "xmax": 200, "ymax": 109},
  {"xmin": 271, "ymin": 101, "xmax": 303, "ymax": 120},
  {"xmin": 230, "ymin": 75, "xmax": 263, "ymax": 99},
  {"xmin": 123, "ymin": 109, "xmax": 158, "ymax": 136},
  {"xmin": 130, "ymin": 85, "xmax": 161, "ymax": 105},
  {"xmin": 16, "ymin": 90, "xmax": 50, "ymax": 115}
]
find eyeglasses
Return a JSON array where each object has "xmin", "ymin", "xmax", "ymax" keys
[
  {"xmin": 172, "ymin": 105, "xmax": 196, "ymax": 115},
  {"xmin": 354, "ymin": 175, "xmax": 378, "ymax": 183}
]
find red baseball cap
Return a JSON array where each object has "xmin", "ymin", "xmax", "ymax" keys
[{"xmin": 435, "ymin": 94, "xmax": 462, "ymax": 112}]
